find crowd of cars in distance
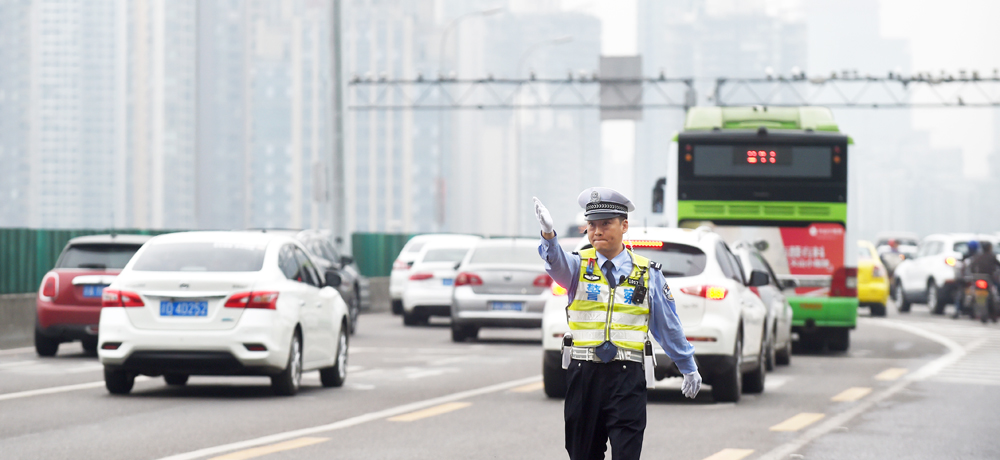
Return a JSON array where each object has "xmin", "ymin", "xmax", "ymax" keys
[{"xmin": 389, "ymin": 234, "xmax": 483, "ymax": 315}]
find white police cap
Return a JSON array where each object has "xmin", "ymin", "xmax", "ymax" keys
[{"xmin": 577, "ymin": 187, "xmax": 635, "ymax": 221}]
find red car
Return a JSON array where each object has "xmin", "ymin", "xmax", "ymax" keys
[{"xmin": 35, "ymin": 234, "xmax": 150, "ymax": 356}]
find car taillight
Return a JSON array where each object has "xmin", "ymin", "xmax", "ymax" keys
[
  {"xmin": 454, "ymin": 272, "xmax": 483, "ymax": 286},
  {"xmin": 393, "ymin": 259, "xmax": 411, "ymax": 270},
  {"xmin": 225, "ymin": 291, "xmax": 279, "ymax": 309},
  {"xmin": 409, "ymin": 272, "xmax": 433, "ymax": 281},
  {"xmin": 101, "ymin": 289, "xmax": 144, "ymax": 307},
  {"xmin": 872, "ymin": 265, "xmax": 885, "ymax": 278},
  {"xmin": 830, "ymin": 267, "xmax": 858, "ymax": 297},
  {"xmin": 975, "ymin": 279, "xmax": 989, "ymax": 289},
  {"xmin": 533, "ymin": 274, "xmax": 553, "ymax": 287},
  {"xmin": 551, "ymin": 282, "xmax": 568, "ymax": 296},
  {"xmin": 945, "ymin": 257, "xmax": 957, "ymax": 267},
  {"xmin": 679, "ymin": 285, "xmax": 728, "ymax": 300},
  {"xmin": 40, "ymin": 274, "xmax": 58, "ymax": 299}
]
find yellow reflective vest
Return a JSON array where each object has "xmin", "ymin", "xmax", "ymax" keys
[{"xmin": 568, "ymin": 247, "xmax": 651, "ymax": 352}]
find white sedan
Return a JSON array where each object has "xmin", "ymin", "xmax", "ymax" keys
[
  {"xmin": 541, "ymin": 227, "xmax": 769, "ymax": 403},
  {"xmin": 98, "ymin": 231, "xmax": 350, "ymax": 396},
  {"xmin": 401, "ymin": 240, "xmax": 478, "ymax": 326},
  {"xmin": 389, "ymin": 234, "xmax": 482, "ymax": 315}
]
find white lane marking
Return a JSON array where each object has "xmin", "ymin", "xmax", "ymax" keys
[
  {"xmin": 207, "ymin": 437, "xmax": 329, "ymax": 460},
  {"xmin": 764, "ymin": 376, "xmax": 791, "ymax": 391},
  {"xmin": 0, "ymin": 376, "xmax": 151, "ymax": 402},
  {"xmin": 153, "ymin": 375, "xmax": 541, "ymax": 460},
  {"xmin": 702, "ymin": 448, "xmax": 754, "ymax": 460},
  {"xmin": 0, "ymin": 360, "xmax": 36, "ymax": 369},
  {"xmin": 756, "ymin": 319, "xmax": 966, "ymax": 460},
  {"xmin": 0, "ymin": 346, "xmax": 35, "ymax": 356}
]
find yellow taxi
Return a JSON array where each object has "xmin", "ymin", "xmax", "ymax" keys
[{"xmin": 857, "ymin": 240, "xmax": 890, "ymax": 316}]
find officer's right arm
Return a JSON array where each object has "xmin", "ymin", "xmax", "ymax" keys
[{"xmin": 538, "ymin": 233, "xmax": 581, "ymax": 293}]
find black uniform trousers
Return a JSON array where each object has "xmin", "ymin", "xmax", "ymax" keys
[{"xmin": 565, "ymin": 359, "xmax": 647, "ymax": 460}]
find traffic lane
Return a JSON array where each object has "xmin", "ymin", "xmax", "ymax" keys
[
  {"xmin": 0, "ymin": 342, "xmax": 107, "ymax": 394},
  {"xmin": 0, "ymin": 313, "xmax": 542, "ymax": 460},
  {"xmin": 799, "ymin": 380, "xmax": 1000, "ymax": 460},
  {"xmin": 242, "ymin": 318, "xmax": 947, "ymax": 460}
]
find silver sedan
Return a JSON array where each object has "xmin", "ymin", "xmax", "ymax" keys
[{"xmin": 450, "ymin": 238, "xmax": 554, "ymax": 342}]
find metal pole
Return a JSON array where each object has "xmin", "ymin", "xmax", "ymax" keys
[{"xmin": 330, "ymin": 0, "xmax": 345, "ymax": 242}]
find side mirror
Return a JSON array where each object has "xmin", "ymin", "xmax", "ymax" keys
[
  {"xmin": 325, "ymin": 270, "xmax": 342, "ymax": 288},
  {"xmin": 748, "ymin": 270, "xmax": 770, "ymax": 287},
  {"xmin": 340, "ymin": 255, "xmax": 354, "ymax": 268},
  {"xmin": 780, "ymin": 278, "xmax": 798, "ymax": 290}
]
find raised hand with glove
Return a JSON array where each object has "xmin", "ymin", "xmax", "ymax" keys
[{"xmin": 533, "ymin": 196, "xmax": 555, "ymax": 237}]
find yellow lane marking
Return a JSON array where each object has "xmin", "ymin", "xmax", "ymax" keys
[
  {"xmin": 388, "ymin": 402, "xmax": 472, "ymax": 422},
  {"xmin": 208, "ymin": 437, "xmax": 328, "ymax": 460},
  {"xmin": 769, "ymin": 412, "xmax": 826, "ymax": 432},
  {"xmin": 831, "ymin": 387, "xmax": 872, "ymax": 402},
  {"xmin": 875, "ymin": 368, "xmax": 909, "ymax": 381},
  {"xmin": 509, "ymin": 382, "xmax": 545, "ymax": 393},
  {"xmin": 702, "ymin": 448, "xmax": 755, "ymax": 460}
]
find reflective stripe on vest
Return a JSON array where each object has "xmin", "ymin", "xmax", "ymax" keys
[{"xmin": 568, "ymin": 247, "xmax": 650, "ymax": 351}]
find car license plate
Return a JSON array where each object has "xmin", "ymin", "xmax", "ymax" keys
[
  {"xmin": 442, "ymin": 278, "xmax": 454, "ymax": 286},
  {"xmin": 159, "ymin": 300, "xmax": 208, "ymax": 317},
  {"xmin": 82, "ymin": 285, "xmax": 108, "ymax": 298},
  {"xmin": 490, "ymin": 302, "xmax": 523, "ymax": 312}
]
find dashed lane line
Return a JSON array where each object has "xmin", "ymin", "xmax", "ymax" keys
[
  {"xmin": 509, "ymin": 381, "xmax": 545, "ymax": 393},
  {"xmin": 207, "ymin": 437, "xmax": 328, "ymax": 460},
  {"xmin": 769, "ymin": 413, "xmax": 826, "ymax": 432},
  {"xmin": 0, "ymin": 376, "xmax": 152, "ymax": 402},
  {"xmin": 387, "ymin": 402, "xmax": 472, "ymax": 422},
  {"xmin": 701, "ymin": 448, "xmax": 754, "ymax": 460},
  {"xmin": 874, "ymin": 367, "xmax": 909, "ymax": 381},
  {"xmin": 756, "ymin": 319, "xmax": 966, "ymax": 460},
  {"xmin": 830, "ymin": 387, "xmax": 872, "ymax": 402},
  {"xmin": 154, "ymin": 375, "xmax": 541, "ymax": 460}
]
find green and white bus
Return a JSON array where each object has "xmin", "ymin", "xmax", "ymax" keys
[{"xmin": 673, "ymin": 106, "xmax": 857, "ymax": 351}]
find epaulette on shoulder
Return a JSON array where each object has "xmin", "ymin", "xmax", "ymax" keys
[
  {"xmin": 649, "ymin": 260, "xmax": 662, "ymax": 270},
  {"xmin": 572, "ymin": 251, "xmax": 579, "ymax": 256}
]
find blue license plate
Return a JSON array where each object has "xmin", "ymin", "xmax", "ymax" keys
[
  {"xmin": 490, "ymin": 302, "xmax": 523, "ymax": 311},
  {"xmin": 82, "ymin": 285, "xmax": 107, "ymax": 298},
  {"xmin": 159, "ymin": 300, "xmax": 208, "ymax": 317},
  {"xmin": 442, "ymin": 279, "xmax": 454, "ymax": 286}
]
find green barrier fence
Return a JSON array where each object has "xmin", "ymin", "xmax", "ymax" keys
[
  {"xmin": 351, "ymin": 232, "xmax": 416, "ymax": 278},
  {"xmin": 0, "ymin": 228, "xmax": 174, "ymax": 295}
]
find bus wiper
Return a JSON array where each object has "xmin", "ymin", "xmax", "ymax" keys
[{"xmin": 78, "ymin": 263, "xmax": 107, "ymax": 269}]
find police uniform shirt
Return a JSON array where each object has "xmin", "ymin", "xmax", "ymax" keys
[{"xmin": 538, "ymin": 234, "xmax": 698, "ymax": 375}]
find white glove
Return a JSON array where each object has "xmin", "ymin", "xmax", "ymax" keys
[
  {"xmin": 681, "ymin": 371, "xmax": 702, "ymax": 399},
  {"xmin": 533, "ymin": 197, "xmax": 554, "ymax": 234}
]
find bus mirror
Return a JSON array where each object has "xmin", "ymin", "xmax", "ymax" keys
[{"xmin": 652, "ymin": 177, "xmax": 666, "ymax": 214}]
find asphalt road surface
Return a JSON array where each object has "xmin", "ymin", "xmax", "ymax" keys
[{"xmin": 2, "ymin": 300, "xmax": 998, "ymax": 460}]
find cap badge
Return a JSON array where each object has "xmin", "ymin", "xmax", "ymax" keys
[{"xmin": 590, "ymin": 191, "xmax": 600, "ymax": 203}]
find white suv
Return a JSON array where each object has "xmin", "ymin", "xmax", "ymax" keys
[
  {"xmin": 893, "ymin": 233, "xmax": 999, "ymax": 314},
  {"xmin": 389, "ymin": 234, "xmax": 482, "ymax": 315},
  {"xmin": 541, "ymin": 227, "xmax": 769, "ymax": 403}
]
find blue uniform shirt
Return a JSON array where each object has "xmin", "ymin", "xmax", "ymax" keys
[{"xmin": 539, "ymin": 233, "xmax": 698, "ymax": 375}]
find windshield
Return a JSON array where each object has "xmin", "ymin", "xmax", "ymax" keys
[
  {"xmin": 422, "ymin": 248, "xmax": 470, "ymax": 263},
  {"xmin": 56, "ymin": 244, "xmax": 143, "ymax": 270},
  {"xmin": 468, "ymin": 246, "xmax": 540, "ymax": 265},
  {"xmin": 632, "ymin": 243, "xmax": 707, "ymax": 277},
  {"xmin": 131, "ymin": 242, "xmax": 267, "ymax": 272},
  {"xmin": 405, "ymin": 242, "xmax": 426, "ymax": 253}
]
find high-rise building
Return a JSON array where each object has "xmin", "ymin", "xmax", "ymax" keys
[{"xmin": 0, "ymin": 0, "xmax": 32, "ymax": 227}]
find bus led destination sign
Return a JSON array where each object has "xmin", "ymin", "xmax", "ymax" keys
[
  {"xmin": 738, "ymin": 146, "xmax": 793, "ymax": 166},
  {"xmin": 691, "ymin": 144, "xmax": 833, "ymax": 179}
]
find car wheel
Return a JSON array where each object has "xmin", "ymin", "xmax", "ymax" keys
[
  {"xmin": 391, "ymin": 299, "xmax": 404, "ymax": 315},
  {"xmin": 870, "ymin": 303, "xmax": 887, "ymax": 317},
  {"xmin": 34, "ymin": 329, "xmax": 59, "ymax": 357},
  {"xmin": 764, "ymin": 327, "xmax": 776, "ymax": 372},
  {"xmin": 164, "ymin": 374, "xmax": 189, "ymax": 386},
  {"xmin": 743, "ymin": 336, "xmax": 766, "ymax": 394},
  {"xmin": 320, "ymin": 324, "xmax": 349, "ymax": 388},
  {"xmin": 828, "ymin": 328, "xmax": 850, "ymax": 352},
  {"xmin": 451, "ymin": 322, "xmax": 467, "ymax": 342},
  {"xmin": 895, "ymin": 280, "xmax": 911, "ymax": 313},
  {"xmin": 927, "ymin": 282, "xmax": 945, "ymax": 315},
  {"xmin": 402, "ymin": 310, "xmax": 420, "ymax": 326},
  {"xmin": 542, "ymin": 351, "xmax": 567, "ymax": 398},
  {"xmin": 82, "ymin": 337, "xmax": 98, "ymax": 354},
  {"xmin": 775, "ymin": 337, "xmax": 791, "ymax": 366},
  {"xmin": 104, "ymin": 367, "xmax": 135, "ymax": 395},
  {"xmin": 272, "ymin": 332, "xmax": 303, "ymax": 396},
  {"xmin": 711, "ymin": 329, "xmax": 742, "ymax": 403}
]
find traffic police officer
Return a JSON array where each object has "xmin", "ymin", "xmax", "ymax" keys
[{"xmin": 534, "ymin": 188, "xmax": 702, "ymax": 460}]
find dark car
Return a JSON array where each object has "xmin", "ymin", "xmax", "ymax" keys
[
  {"xmin": 255, "ymin": 229, "xmax": 369, "ymax": 335},
  {"xmin": 35, "ymin": 234, "xmax": 150, "ymax": 356}
]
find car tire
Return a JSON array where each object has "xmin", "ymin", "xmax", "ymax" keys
[
  {"xmin": 764, "ymin": 327, "xmax": 776, "ymax": 372},
  {"xmin": 82, "ymin": 337, "xmax": 98, "ymax": 353},
  {"xmin": 402, "ymin": 310, "xmax": 420, "ymax": 326},
  {"xmin": 927, "ymin": 282, "xmax": 945, "ymax": 315},
  {"xmin": 775, "ymin": 338, "xmax": 791, "ymax": 366},
  {"xmin": 391, "ymin": 299, "xmax": 403, "ymax": 315},
  {"xmin": 743, "ymin": 337, "xmax": 766, "ymax": 394},
  {"xmin": 870, "ymin": 303, "xmax": 887, "ymax": 317},
  {"xmin": 711, "ymin": 330, "xmax": 742, "ymax": 403},
  {"xmin": 34, "ymin": 329, "xmax": 59, "ymax": 357},
  {"xmin": 104, "ymin": 367, "xmax": 135, "ymax": 395},
  {"xmin": 895, "ymin": 280, "xmax": 911, "ymax": 313},
  {"xmin": 828, "ymin": 328, "xmax": 850, "ymax": 352},
  {"xmin": 272, "ymin": 332, "xmax": 303, "ymax": 396},
  {"xmin": 320, "ymin": 324, "xmax": 349, "ymax": 388},
  {"xmin": 542, "ymin": 351, "xmax": 567, "ymax": 399},
  {"xmin": 164, "ymin": 374, "xmax": 189, "ymax": 386},
  {"xmin": 451, "ymin": 323, "xmax": 478, "ymax": 342}
]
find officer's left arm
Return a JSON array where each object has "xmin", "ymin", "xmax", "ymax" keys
[{"xmin": 646, "ymin": 268, "xmax": 698, "ymax": 375}]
